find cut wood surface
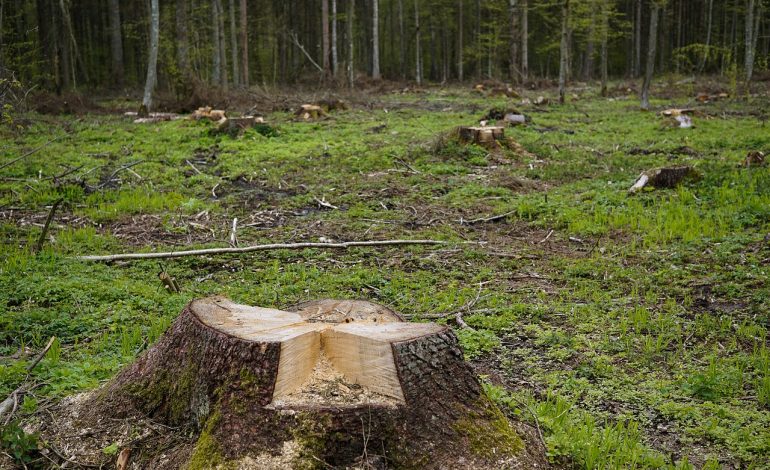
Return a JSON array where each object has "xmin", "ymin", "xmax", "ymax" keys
[
  {"xmin": 50, "ymin": 297, "xmax": 547, "ymax": 469},
  {"xmin": 629, "ymin": 166, "xmax": 698, "ymax": 193}
]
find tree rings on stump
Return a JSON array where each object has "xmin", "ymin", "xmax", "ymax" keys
[
  {"xmin": 38, "ymin": 297, "xmax": 548, "ymax": 469},
  {"xmin": 458, "ymin": 126, "xmax": 505, "ymax": 148}
]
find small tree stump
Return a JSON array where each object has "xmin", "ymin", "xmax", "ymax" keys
[
  {"xmin": 71, "ymin": 297, "xmax": 545, "ymax": 469},
  {"xmin": 629, "ymin": 166, "xmax": 698, "ymax": 194},
  {"xmin": 213, "ymin": 116, "xmax": 265, "ymax": 136},
  {"xmin": 458, "ymin": 126, "xmax": 505, "ymax": 146},
  {"xmin": 294, "ymin": 104, "xmax": 328, "ymax": 120}
]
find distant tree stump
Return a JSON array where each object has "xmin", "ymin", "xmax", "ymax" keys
[
  {"xmin": 458, "ymin": 126, "xmax": 505, "ymax": 147},
  {"xmin": 629, "ymin": 166, "xmax": 698, "ymax": 194},
  {"xmin": 212, "ymin": 115, "xmax": 265, "ymax": 137},
  {"xmin": 295, "ymin": 104, "xmax": 328, "ymax": 120},
  {"xmin": 71, "ymin": 297, "xmax": 546, "ymax": 469}
]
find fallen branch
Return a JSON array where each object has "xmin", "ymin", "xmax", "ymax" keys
[
  {"xmin": 33, "ymin": 198, "xmax": 63, "ymax": 253},
  {"xmin": 0, "ymin": 336, "xmax": 56, "ymax": 423},
  {"xmin": 289, "ymin": 31, "xmax": 324, "ymax": 73},
  {"xmin": 76, "ymin": 239, "xmax": 467, "ymax": 262},
  {"xmin": 461, "ymin": 210, "xmax": 516, "ymax": 225}
]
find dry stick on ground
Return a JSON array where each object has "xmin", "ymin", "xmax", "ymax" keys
[
  {"xmin": 93, "ymin": 160, "xmax": 146, "ymax": 190},
  {"xmin": 461, "ymin": 210, "xmax": 516, "ymax": 225},
  {"xmin": 507, "ymin": 394, "xmax": 547, "ymax": 451},
  {"xmin": 33, "ymin": 198, "xmax": 63, "ymax": 253},
  {"xmin": 77, "ymin": 239, "xmax": 474, "ymax": 262},
  {"xmin": 0, "ymin": 336, "xmax": 56, "ymax": 423},
  {"xmin": 0, "ymin": 136, "xmax": 63, "ymax": 172}
]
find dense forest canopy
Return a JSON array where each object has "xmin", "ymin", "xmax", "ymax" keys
[{"xmin": 0, "ymin": 0, "xmax": 768, "ymax": 94}]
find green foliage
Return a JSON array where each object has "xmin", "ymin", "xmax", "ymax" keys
[{"xmin": 0, "ymin": 422, "xmax": 40, "ymax": 466}]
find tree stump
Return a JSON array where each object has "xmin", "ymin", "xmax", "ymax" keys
[
  {"xmin": 74, "ymin": 297, "xmax": 546, "ymax": 469},
  {"xmin": 213, "ymin": 116, "xmax": 265, "ymax": 136},
  {"xmin": 458, "ymin": 126, "xmax": 505, "ymax": 147},
  {"xmin": 295, "ymin": 104, "xmax": 328, "ymax": 120}
]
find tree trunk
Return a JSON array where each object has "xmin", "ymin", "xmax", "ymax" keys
[
  {"xmin": 217, "ymin": 0, "xmax": 228, "ymax": 89},
  {"xmin": 521, "ymin": 0, "xmax": 528, "ymax": 80},
  {"xmin": 698, "ymin": 0, "xmax": 713, "ymax": 73},
  {"xmin": 458, "ymin": 0, "xmax": 463, "ymax": 81},
  {"xmin": 583, "ymin": 6, "xmax": 595, "ymax": 81},
  {"xmin": 398, "ymin": 0, "xmax": 405, "ymax": 78},
  {"xmin": 107, "ymin": 0, "xmax": 123, "ymax": 87},
  {"xmin": 634, "ymin": 0, "xmax": 641, "ymax": 77},
  {"xmin": 558, "ymin": 0, "xmax": 570, "ymax": 104},
  {"xmin": 372, "ymin": 0, "xmax": 380, "ymax": 79},
  {"xmin": 239, "ymin": 0, "xmax": 248, "ymax": 86},
  {"xmin": 322, "ymin": 0, "xmax": 330, "ymax": 76},
  {"xmin": 53, "ymin": 298, "xmax": 543, "ymax": 469},
  {"xmin": 176, "ymin": 0, "xmax": 190, "ymax": 79},
  {"xmin": 347, "ymin": 0, "xmax": 354, "ymax": 88},
  {"xmin": 415, "ymin": 0, "xmax": 421, "ymax": 85},
  {"xmin": 509, "ymin": 0, "xmax": 520, "ymax": 83},
  {"xmin": 229, "ymin": 0, "xmax": 239, "ymax": 86},
  {"xmin": 142, "ymin": 0, "xmax": 159, "ymax": 110},
  {"xmin": 600, "ymin": 0, "xmax": 609, "ymax": 96},
  {"xmin": 745, "ymin": 0, "xmax": 756, "ymax": 84},
  {"xmin": 641, "ymin": 2, "xmax": 660, "ymax": 110},
  {"xmin": 212, "ymin": 0, "xmax": 221, "ymax": 85},
  {"xmin": 331, "ymin": 0, "xmax": 338, "ymax": 77}
]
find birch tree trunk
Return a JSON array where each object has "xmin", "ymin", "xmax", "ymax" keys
[
  {"xmin": 458, "ymin": 0, "xmax": 463, "ymax": 81},
  {"xmin": 372, "ymin": 0, "xmax": 380, "ymax": 79},
  {"xmin": 107, "ymin": 0, "xmax": 123, "ymax": 87},
  {"xmin": 332, "ymin": 0, "xmax": 338, "ymax": 77},
  {"xmin": 641, "ymin": 2, "xmax": 660, "ymax": 110},
  {"xmin": 521, "ymin": 0, "xmax": 528, "ymax": 80},
  {"xmin": 415, "ymin": 0, "xmax": 422, "ymax": 85},
  {"xmin": 322, "ymin": 0, "xmax": 330, "ymax": 75},
  {"xmin": 347, "ymin": 0, "xmax": 354, "ymax": 88},
  {"xmin": 239, "ymin": 0, "xmax": 248, "ymax": 86},
  {"xmin": 558, "ymin": 0, "xmax": 570, "ymax": 104},
  {"xmin": 142, "ymin": 0, "xmax": 159, "ymax": 110},
  {"xmin": 229, "ymin": 0, "xmax": 239, "ymax": 86}
]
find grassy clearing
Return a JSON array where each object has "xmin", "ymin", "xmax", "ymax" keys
[{"xmin": 1, "ymin": 85, "xmax": 769, "ymax": 468}]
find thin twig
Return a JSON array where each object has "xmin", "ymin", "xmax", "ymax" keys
[
  {"xmin": 77, "ymin": 239, "xmax": 476, "ymax": 262},
  {"xmin": 33, "ymin": 198, "xmax": 63, "ymax": 253},
  {"xmin": 93, "ymin": 160, "xmax": 146, "ymax": 190},
  {"xmin": 0, "ymin": 336, "xmax": 56, "ymax": 423},
  {"xmin": 461, "ymin": 210, "xmax": 516, "ymax": 225},
  {"xmin": 289, "ymin": 31, "xmax": 324, "ymax": 73},
  {"xmin": 507, "ymin": 395, "xmax": 547, "ymax": 451},
  {"xmin": 538, "ymin": 229, "xmax": 554, "ymax": 244}
]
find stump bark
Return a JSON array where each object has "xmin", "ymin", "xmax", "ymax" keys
[{"xmin": 75, "ymin": 297, "xmax": 546, "ymax": 469}]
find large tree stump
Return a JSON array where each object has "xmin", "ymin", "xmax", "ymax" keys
[
  {"xmin": 458, "ymin": 126, "xmax": 505, "ymax": 147},
  {"xmin": 73, "ymin": 297, "xmax": 546, "ymax": 469}
]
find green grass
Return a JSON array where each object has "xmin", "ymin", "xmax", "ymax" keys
[{"xmin": 1, "ymin": 84, "xmax": 769, "ymax": 468}]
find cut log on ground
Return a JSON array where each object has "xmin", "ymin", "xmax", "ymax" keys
[
  {"xmin": 315, "ymin": 98, "xmax": 348, "ymax": 112},
  {"xmin": 295, "ymin": 104, "xmax": 328, "ymax": 120},
  {"xmin": 40, "ymin": 298, "xmax": 548, "ymax": 469},
  {"xmin": 745, "ymin": 150, "xmax": 766, "ymax": 167},
  {"xmin": 458, "ymin": 126, "xmax": 505, "ymax": 147},
  {"xmin": 191, "ymin": 106, "xmax": 227, "ymax": 121},
  {"xmin": 629, "ymin": 166, "xmax": 698, "ymax": 194}
]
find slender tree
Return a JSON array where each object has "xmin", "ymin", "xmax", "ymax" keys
[
  {"xmin": 142, "ymin": 0, "xmax": 159, "ymax": 111},
  {"xmin": 745, "ymin": 0, "xmax": 756, "ymax": 84},
  {"xmin": 558, "ymin": 0, "xmax": 570, "ymax": 103},
  {"xmin": 322, "ymin": 0, "xmax": 330, "ymax": 75},
  {"xmin": 509, "ymin": 0, "xmax": 520, "ymax": 82},
  {"xmin": 229, "ymin": 0, "xmax": 239, "ymax": 86},
  {"xmin": 217, "ymin": 0, "xmax": 228, "ymax": 89},
  {"xmin": 239, "ymin": 0, "xmax": 248, "ymax": 86},
  {"xmin": 521, "ymin": 0, "xmax": 528, "ymax": 80},
  {"xmin": 641, "ymin": 1, "xmax": 662, "ymax": 110},
  {"xmin": 398, "ymin": 0, "xmax": 405, "ymax": 78},
  {"xmin": 107, "ymin": 0, "xmax": 123, "ymax": 87},
  {"xmin": 332, "ymin": 0, "xmax": 338, "ymax": 77},
  {"xmin": 458, "ymin": 0, "xmax": 463, "ymax": 81},
  {"xmin": 415, "ymin": 0, "xmax": 422, "ymax": 85},
  {"xmin": 347, "ymin": 0, "xmax": 354, "ymax": 88},
  {"xmin": 633, "ymin": 0, "xmax": 641, "ymax": 77},
  {"xmin": 698, "ymin": 0, "xmax": 714, "ymax": 73},
  {"xmin": 600, "ymin": 0, "xmax": 610, "ymax": 96},
  {"xmin": 372, "ymin": 0, "xmax": 381, "ymax": 78},
  {"xmin": 212, "ymin": 0, "xmax": 222, "ymax": 85},
  {"xmin": 176, "ymin": 0, "xmax": 190, "ymax": 79}
]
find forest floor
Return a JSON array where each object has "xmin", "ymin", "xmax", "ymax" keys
[{"xmin": 1, "ymin": 79, "xmax": 769, "ymax": 469}]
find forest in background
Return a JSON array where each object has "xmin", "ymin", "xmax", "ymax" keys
[{"xmin": 0, "ymin": 0, "xmax": 769, "ymax": 99}]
